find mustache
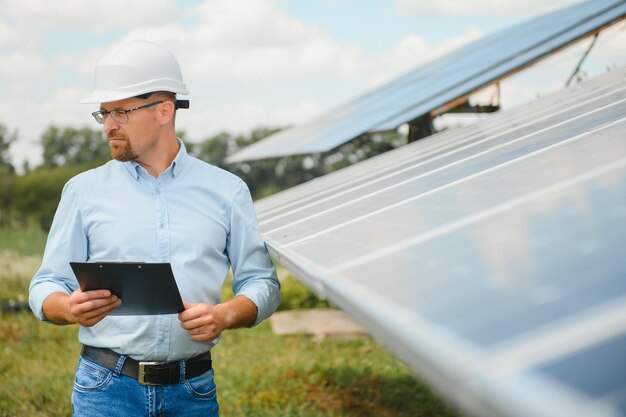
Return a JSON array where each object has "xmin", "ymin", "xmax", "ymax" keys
[{"xmin": 107, "ymin": 134, "xmax": 128, "ymax": 141}]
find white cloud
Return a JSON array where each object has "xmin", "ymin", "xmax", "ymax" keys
[
  {"xmin": 0, "ymin": 0, "xmax": 178, "ymax": 32},
  {"xmin": 6, "ymin": 86, "xmax": 90, "ymax": 169},
  {"xmin": 116, "ymin": 0, "xmax": 367, "ymax": 82},
  {"xmin": 368, "ymin": 26, "xmax": 483, "ymax": 87},
  {"xmin": 0, "ymin": 49, "xmax": 48, "ymax": 80},
  {"xmin": 176, "ymin": 38, "xmax": 364, "ymax": 82},
  {"xmin": 0, "ymin": 18, "xmax": 18, "ymax": 48},
  {"xmin": 395, "ymin": 0, "xmax": 580, "ymax": 17},
  {"xmin": 190, "ymin": 0, "xmax": 318, "ymax": 46},
  {"xmin": 272, "ymin": 100, "xmax": 325, "ymax": 127},
  {"xmin": 40, "ymin": 87, "xmax": 91, "ymax": 126},
  {"xmin": 182, "ymin": 99, "xmax": 324, "ymax": 139}
]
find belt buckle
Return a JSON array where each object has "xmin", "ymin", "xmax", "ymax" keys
[{"xmin": 138, "ymin": 361, "xmax": 164, "ymax": 386}]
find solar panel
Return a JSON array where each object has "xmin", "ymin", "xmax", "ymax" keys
[
  {"xmin": 227, "ymin": 0, "xmax": 626, "ymax": 163},
  {"xmin": 254, "ymin": 67, "xmax": 626, "ymax": 417}
]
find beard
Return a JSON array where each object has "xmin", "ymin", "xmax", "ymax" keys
[{"xmin": 108, "ymin": 134, "xmax": 139, "ymax": 162}]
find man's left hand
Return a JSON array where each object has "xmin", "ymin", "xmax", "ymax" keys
[
  {"xmin": 178, "ymin": 296, "xmax": 258, "ymax": 342},
  {"xmin": 178, "ymin": 302, "xmax": 227, "ymax": 342}
]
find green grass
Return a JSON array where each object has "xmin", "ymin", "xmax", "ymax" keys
[
  {"xmin": 0, "ymin": 223, "xmax": 48, "ymax": 256},
  {"xmin": 0, "ymin": 251, "xmax": 41, "ymax": 309},
  {"xmin": 0, "ymin": 311, "xmax": 456, "ymax": 417},
  {"xmin": 0, "ymin": 228, "xmax": 458, "ymax": 417},
  {"xmin": 213, "ymin": 324, "xmax": 455, "ymax": 417},
  {"xmin": 0, "ymin": 312, "xmax": 79, "ymax": 417}
]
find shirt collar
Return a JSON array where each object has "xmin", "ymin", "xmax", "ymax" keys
[
  {"xmin": 121, "ymin": 138, "xmax": 189, "ymax": 181},
  {"xmin": 170, "ymin": 138, "xmax": 188, "ymax": 178}
]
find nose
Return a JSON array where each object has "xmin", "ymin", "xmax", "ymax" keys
[{"xmin": 103, "ymin": 113, "xmax": 120, "ymax": 135}]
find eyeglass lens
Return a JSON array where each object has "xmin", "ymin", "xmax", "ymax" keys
[{"xmin": 91, "ymin": 101, "xmax": 162, "ymax": 125}]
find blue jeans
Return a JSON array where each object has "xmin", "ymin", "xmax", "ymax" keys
[{"xmin": 72, "ymin": 355, "xmax": 219, "ymax": 416}]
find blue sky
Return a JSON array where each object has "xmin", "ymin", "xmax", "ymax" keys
[{"xmin": 1, "ymin": 0, "xmax": 624, "ymax": 169}]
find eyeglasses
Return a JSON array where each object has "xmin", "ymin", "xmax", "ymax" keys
[{"xmin": 91, "ymin": 101, "xmax": 163, "ymax": 124}]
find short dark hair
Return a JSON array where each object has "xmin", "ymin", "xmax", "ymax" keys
[
  {"xmin": 135, "ymin": 91, "xmax": 176, "ymax": 101},
  {"xmin": 134, "ymin": 92, "xmax": 153, "ymax": 100},
  {"xmin": 134, "ymin": 91, "xmax": 182, "ymax": 109}
]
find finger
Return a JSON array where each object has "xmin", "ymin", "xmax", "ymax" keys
[
  {"xmin": 72, "ymin": 289, "xmax": 113, "ymax": 303},
  {"xmin": 72, "ymin": 296, "xmax": 121, "ymax": 319},
  {"xmin": 73, "ymin": 294, "xmax": 118, "ymax": 312},
  {"xmin": 81, "ymin": 298, "xmax": 122, "ymax": 320},
  {"xmin": 76, "ymin": 300, "xmax": 122, "ymax": 326},
  {"xmin": 180, "ymin": 316, "xmax": 213, "ymax": 331},
  {"xmin": 81, "ymin": 309, "xmax": 116, "ymax": 327},
  {"xmin": 179, "ymin": 303, "xmax": 205, "ymax": 322},
  {"xmin": 188, "ymin": 328, "xmax": 209, "ymax": 340},
  {"xmin": 84, "ymin": 289, "xmax": 113, "ymax": 299},
  {"xmin": 190, "ymin": 333, "xmax": 217, "ymax": 342},
  {"xmin": 184, "ymin": 321, "xmax": 221, "ymax": 340}
]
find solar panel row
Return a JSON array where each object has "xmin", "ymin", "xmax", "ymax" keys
[
  {"xmin": 228, "ymin": 0, "xmax": 626, "ymax": 163},
  {"xmin": 255, "ymin": 66, "xmax": 626, "ymax": 417},
  {"xmin": 257, "ymin": 67, "xmax": 625, "ymax": 220}
]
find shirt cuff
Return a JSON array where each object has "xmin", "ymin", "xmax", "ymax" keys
[
  {"xmin": 236, "ymin": 281, "xmax": 281, "ymax": 327},
  {"xmin": 29, "ymin": 281, "xmax": 71, "ymax": 323}
]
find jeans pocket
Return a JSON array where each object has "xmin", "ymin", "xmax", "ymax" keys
[
  {"xmin": 74, "ymin": 357, "xmax": 113, "ymax": 392},
  {"xmin": 184, "ymin": 368, "xmax": 217, "ymax": 399}
]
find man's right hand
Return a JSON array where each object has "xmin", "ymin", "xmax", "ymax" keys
[
  {"xmin": 68, "ymin": 289, "xmax": 122, "ymax": 326},
  {"xmin": 42, "ymin": 290, "xmax": 121, "ymax": 326}
]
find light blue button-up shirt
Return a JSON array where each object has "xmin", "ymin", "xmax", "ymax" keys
[{"xmin": 29, "ymin": 140, "xmax": 280, "ymax": 361}]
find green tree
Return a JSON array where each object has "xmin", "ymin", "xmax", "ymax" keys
[
  {"xmin": 191, "ymin": 127, "xmax": 286, "ymax": 198},
  {"xmin": 41, "ymin": 126, "xmax": 110, "ymax": 168},
  {"xmin": 0, "ymin": 124, "xmax": 17, "ymax": 226},
  {"xmin": 12, "ymin": 164, "xmax": 87, "ymax": 230},
  {"xmin": 0, "ymin": 123, "xmax": 17, "ymax": 175},
  {"xmin": 234, "ymin": 127, "xmax": 283, "ymax": 150},
  {"xmin": 191, "ymin": 131, "xmax": 234, "ymax": 168},
  {"xmin": 192, "ymin": 126, "xmax": 407, "ymax": 200},
  {"xmin": 232, "ymin": 129, "xmax": 405, "ymax": 199}
]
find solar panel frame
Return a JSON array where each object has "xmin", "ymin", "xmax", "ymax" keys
[{"xmin": 255, "ymin": 67, "xmax": 626, "ymax": 417}]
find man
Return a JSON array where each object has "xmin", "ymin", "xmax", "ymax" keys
[{"xmin": 29, "ymin": 40, "xmax": 281, "ymax": 416}]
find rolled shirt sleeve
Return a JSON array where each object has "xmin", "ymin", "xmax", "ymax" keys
[
  {"xmin": 29, "ymin": 178, "xmax": 87, "ymax": 322},
  {"xmin": 227, "ymin": 180, "xmax": 281, "ymax": 326}
]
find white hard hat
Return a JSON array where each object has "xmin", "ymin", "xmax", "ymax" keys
[{"xmin": 81, "ymin": 40, "xmax": 189, "ymax": 104}]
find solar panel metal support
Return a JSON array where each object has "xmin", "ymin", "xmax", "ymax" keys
[
  {"xmin": 408, "ymin": 97, "xmax": 499, "ymax": 143},
  {"xmin": 407, "ymin": 116, "xmax": 435, "ymax": 143},
  {"xmin": 565, "ymin": 32, "xmax": 600, "ymax": 87},
  {"xmin": 446, "ymin": 100, "xmax": 500, "ymax": 114}
]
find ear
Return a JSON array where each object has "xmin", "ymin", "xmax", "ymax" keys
[{"xmin": 158, "ymin": 100, "xmax": 176, "ymax": 125}]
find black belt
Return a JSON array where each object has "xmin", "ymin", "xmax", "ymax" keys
[{"xmin": 81, "ymin": 345, "xmax": 212, "ymax": 386}]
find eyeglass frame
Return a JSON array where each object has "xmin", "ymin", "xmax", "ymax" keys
[{"xmin": 91, "ymin": 100, "xmax": 164, "ymax": 124}]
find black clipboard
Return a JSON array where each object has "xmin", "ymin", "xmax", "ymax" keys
[{"xmin": 70, "ymin": 262, "xmax": 184, "ymax": 315}]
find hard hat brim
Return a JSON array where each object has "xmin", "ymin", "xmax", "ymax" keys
[
  {"xmin": 81, "ymin": 87, "xmax": 189, "ymax": 105},
  {"xmin": 81, "ymin": 90, "xmax": 138, "ymax": 104}
]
